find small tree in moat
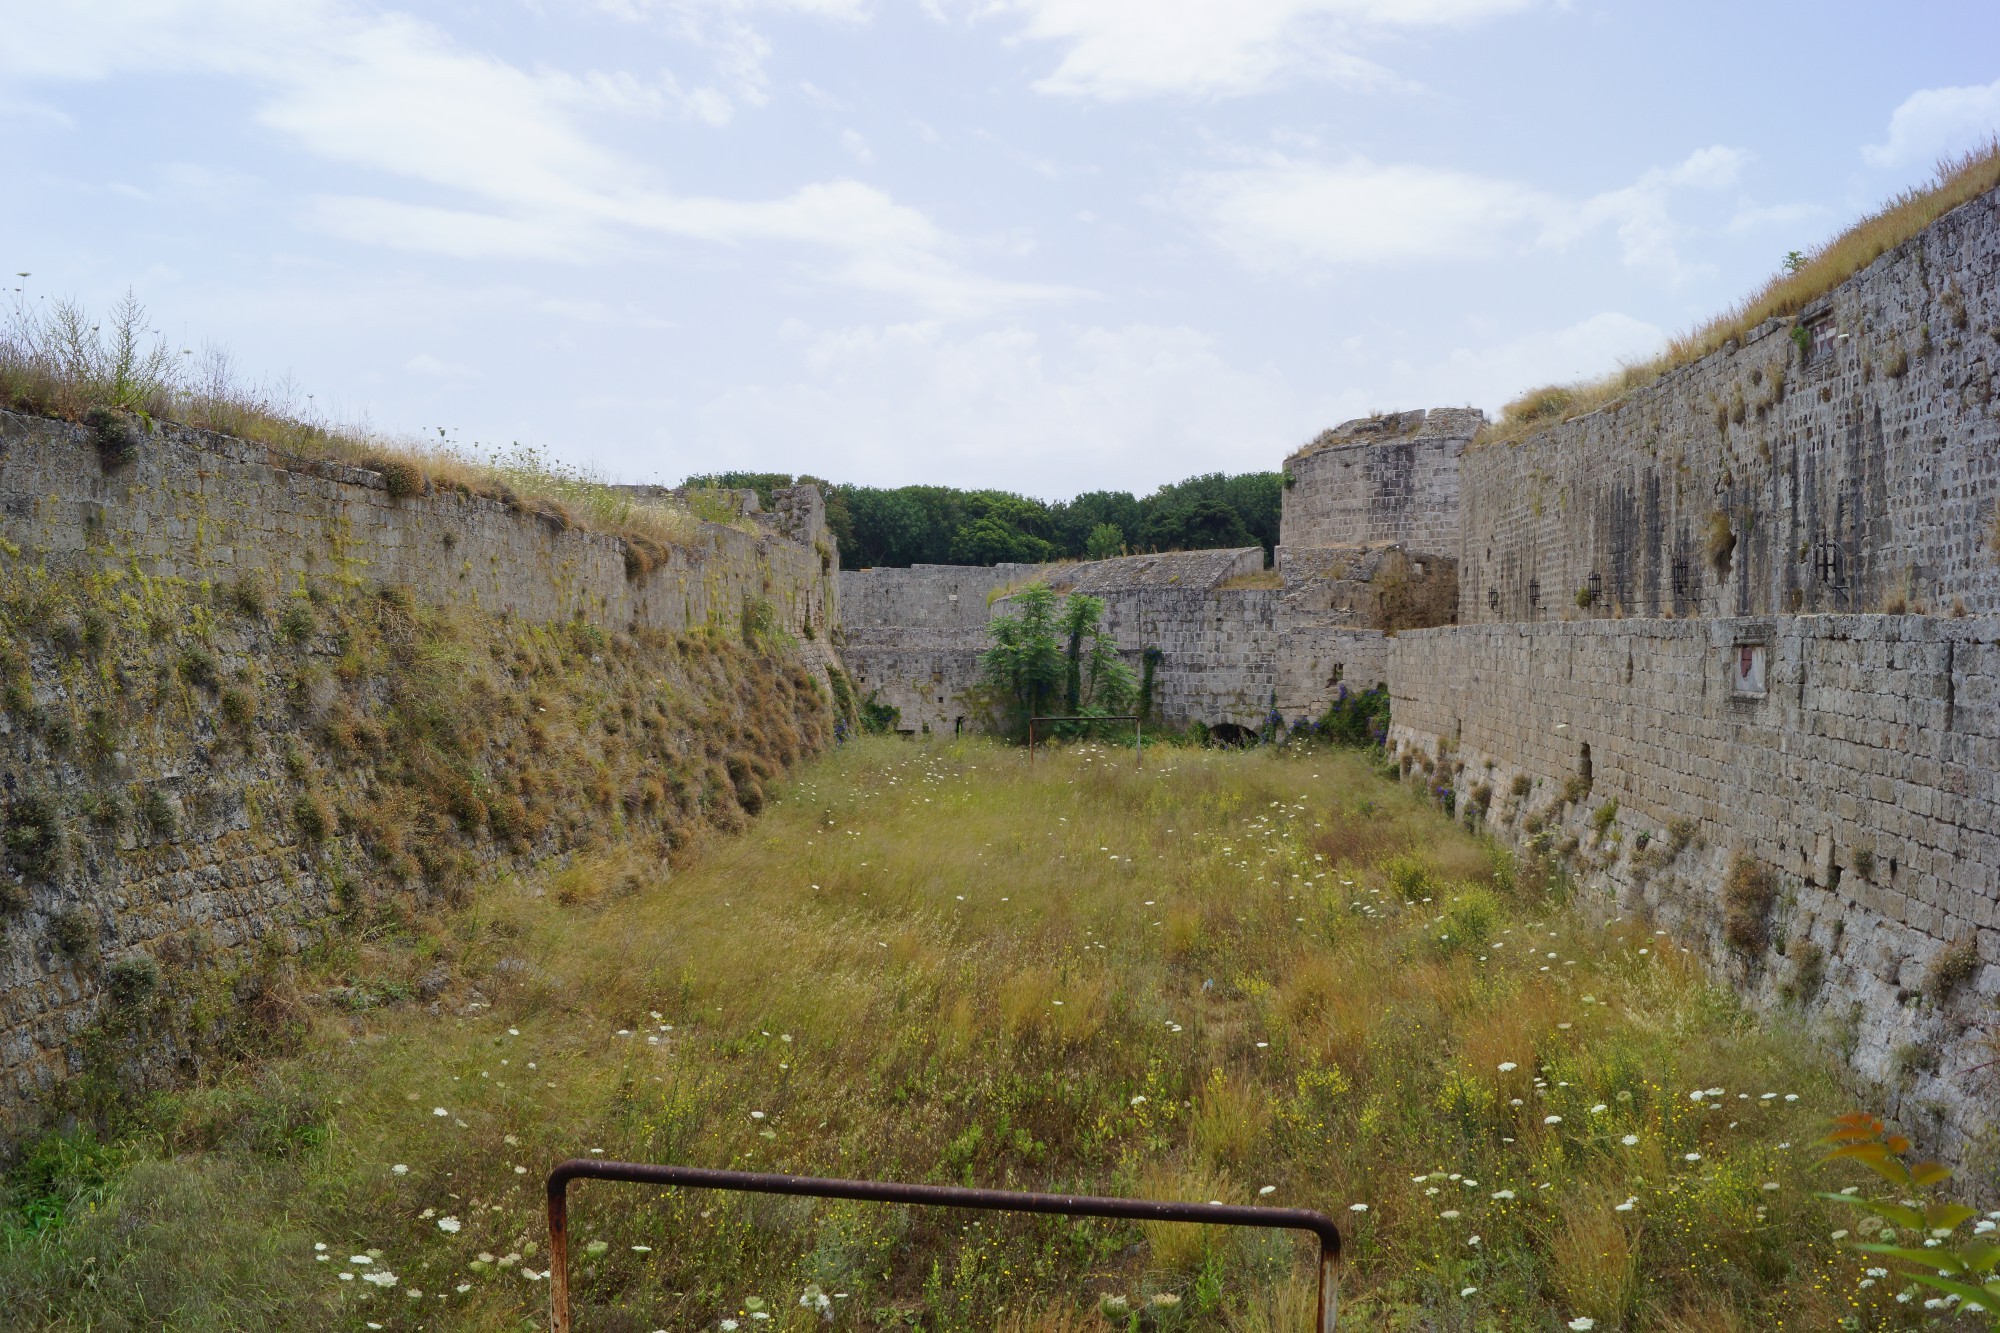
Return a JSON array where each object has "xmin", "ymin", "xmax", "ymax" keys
[{"xmin": 980, "ymin": 584, "xmax": 1136, "ymax": 740}]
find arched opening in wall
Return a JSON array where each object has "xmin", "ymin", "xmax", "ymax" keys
[
  {"xmin": 1579, "ymin": 742, "xmax": 1593, "ymax": 784},
  {"xmin": 1209, "ymin": 722, "xmax": 1252, "ymax": 747}
]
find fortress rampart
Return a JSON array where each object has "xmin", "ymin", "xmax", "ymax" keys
[
  {"xmin": 1459, "ymin": 187, "xmax": 1999, "ymax": 623},
  {"xmin": 0, "ymin": 412, "xmax": 838, "ymax": 1130}
]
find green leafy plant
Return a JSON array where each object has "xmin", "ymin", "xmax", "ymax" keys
[{"xmin": 1820, "ymin": 1111, "xmax": 1999, "ymax": 1318}]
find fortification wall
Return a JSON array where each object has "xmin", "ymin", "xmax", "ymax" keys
[
  {"xmin": 0, "ymin": 412, "xmax": 837, "ymax": 1133},
  {"xmin": 1459, "ymin": 185, "xmax": 2000, "ymax": 624},
  {"xmin": 839, "ymin": 550, "xmax": 1390, "ymax": 734},
  {"xmin": 1, "ymin": 411, "xmax": 840, "ymax": 651},
  {"xmin": 1280, "ymin": 407, "xmax": 1482, "ymax": 555},
  {"xmin": 1387, "ymin": 614, "xmax": 2000, "ymax": 1158}
]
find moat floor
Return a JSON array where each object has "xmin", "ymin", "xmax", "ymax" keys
[{"xmin": 3, "ymin": 739, "xmax": 1908, "ymax": 1331}]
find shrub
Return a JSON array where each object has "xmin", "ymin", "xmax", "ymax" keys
[
  {"xmin": 1436, "ymin": 886, "xmax": 1502, "ymax": 955},
  {"xmin": 276, "ymin": 600, "xmax": 316, "ymax": 644},
  {"xmin": 369, "ymin": 457, "xmax": 426, "ymax": 500},
  {"xmin": 49, "ymin": 905, "xmax": 95, "ymax": 961},
  {"xmin": 84, "ymin": 405, "xmax": 141, "ymax": 468},
  {"xmin": 103, "ymin": 954, "xmax": 160, "ymax": 1006},
  {"xmin": 176, "ymin": 646, "xmax": 220, "ymax": 691},
  {"xmin": 78, "ymin": 608, "xmax": 109, "ymax": 656},
  {"xmin": 224, "ymin": 576, "xmax": 264, "ymax": 620},
  {"xmin": 219, "ymin": 687, "xmax": 256, "ymax": 729},
  {"xmin": 1501, "ymin": 384, "xmax": 1576, "ymax": 428},
  {"xmin": 859, "ymin": 691, "xmax": 900, "ymax": 735},
  {"xmin": 1923, "ymin": 935, "xmax": 1980, "ymax": 1001},
  {"xmin": 1509, "ymin": 773, "xmax": 1531, "ymax": 798},
  {"xmin": 5, "ymin": 793, "xmax": 64, "ymax": 882},
  {"xmin": 293, "ymin": 794, "xmax": 331, "ymax": 845},
  {"xmin": 1590, "ymin": 800, "xmax": 1618, "ymax": 835},
  {"xmin": 1317, "ymin": 683, "xmax": 1390, "ymax": 747},
  {"xmin": 138, "ymin": 787, "xmax": 178, "ymax": 841},
  {"xmin": 1722, "ymin": 853, "xmax": 1778, "ymax": 955}
]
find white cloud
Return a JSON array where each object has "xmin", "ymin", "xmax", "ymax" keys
[
  {"xmin": 1179, "ymin": 156, "xmax": 1555, "ymax": 268},
  {"xmin": 0, "ymin": 0, "xmax": 1058, "ymax": 316},
  {"xmin": 1182, "ymin": 146, "xmax": 1748, "ymax": 280},
  {"xmin": 1863, "ymin": 79, "xmax": 2000, "ymax": 169},
  {"xmin": 693, "ymin": 321, "xmax": 1334, "ymax": 490},
  {"xmin": 1413, "ymin": 311, "xmax": 1668, "ymax": 412},
  {"xmin": 840, "ymin": 128, "xmax": 875, "ymax": 164},
  {"xmin": 975, "ymin": 0, "xmax": 1540, "ymax": 101}
]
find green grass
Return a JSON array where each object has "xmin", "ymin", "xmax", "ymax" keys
[{"xmin": 0, "ymin": 738, "xmax": 1921, "ymax": 1330}]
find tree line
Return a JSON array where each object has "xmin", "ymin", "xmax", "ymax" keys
[{"xmin": 684, "ymin": 470, "xmax": 1284, "ymax": 568}]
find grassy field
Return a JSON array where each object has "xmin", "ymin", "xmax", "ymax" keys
[{"xmin": 0, "ymin": 737, "xmax": 1923, "ymax": 1331}]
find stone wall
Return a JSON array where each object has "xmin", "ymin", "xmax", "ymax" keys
[
  {"xmin": 0, "ymin": 411, "xmax": 839, "ymax": 1134},
  {"xmin": 839, "ymin": 550, "xmax": 1391, "ymax": 734},
  {"xmin": 1280, "ymin": 407, "xmax": 1483, "ymax": 555},
  {"xmin": 1459, "ymin": 184, "xmax": 2000, "ymax": 624},
  {"xmin": 3, "ymin": 411, "xmax": 840, "ymax": 654},
  {"xmin": 1386, "ymin": 614, "xmax": 2000, "ymax": 1163}
]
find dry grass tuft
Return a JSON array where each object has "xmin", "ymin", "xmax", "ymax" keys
[{"xmin": 1722, "ymin": 852, "xmax": 1779, "ymax": 956}]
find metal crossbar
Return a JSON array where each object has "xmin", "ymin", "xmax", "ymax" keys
[
  {"xmin": 1026, "ymin": 714, "xmax": 1142, "ymax": 764},
  {"xmin": 546, "ymin": 1160, "xmax": 1341, "ymax": 1331}
]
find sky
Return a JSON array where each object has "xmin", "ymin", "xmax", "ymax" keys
[{"xmin": 3, "ymin": 2, "xmax": 1998, "ymax": 496}]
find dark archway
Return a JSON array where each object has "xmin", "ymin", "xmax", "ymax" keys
[{"xmin": 1209, "ymin": 721, "xmax": 1253, "ymax": 747}]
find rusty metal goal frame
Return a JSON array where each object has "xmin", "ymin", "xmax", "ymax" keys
[
  {"xmin": 546, "ymin": 1160, "xmax": 1341, "ymax": 1332},
  {"xmin": 1026, "ymin": 714, "xmax": 1143, "ymax": 765}
]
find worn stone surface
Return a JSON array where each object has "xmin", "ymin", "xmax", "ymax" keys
[
  {"xmin": 1458, "ymin": 185, "xmax": 2000, "ymax": 624},
  {"xmin": 1281, "ymin": 407, "xmax": 1482, "ymax": 556},
  {"xmin": 1386, "ymin": 614, "xmax": 2000, "ymax": 1164},
  {"xmin": 0, "ymin": 413, "xmax": 839, "ymax": 1133}
]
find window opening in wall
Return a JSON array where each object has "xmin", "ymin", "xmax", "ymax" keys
[
  {"xmin": 1731, "ymin": 643, "xmax": 1768, "ymax": 697},
  {"xmin": 1488, "ymin": 586, "xmax": 1499, "ymax": 612},
  {"xmin": 1527, "ymin": 577, "xmax": 1540, "ymax": 610},
  {"xmin": 1586, "ymin": 571, "xmax": 1603, "ymax": 606},
  {"xmin": 1578, "ymin": 742, "xmax": 1592, "ymax": 783},
  {"xmin": 1671, "ymin": 556, "xmax": 1691, "ymax": 599},
  {"xmin": 1812, "ymin": 539, "xmax": 1844, "ymax": 590}
]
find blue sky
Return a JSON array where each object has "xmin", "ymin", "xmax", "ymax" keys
[{"xmin": 4, "ymin": 2, "xmax": 1998, "ymax": 494}]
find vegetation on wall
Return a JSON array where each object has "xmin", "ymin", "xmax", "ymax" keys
[
  {"xmin": 0, "ymin": 295, "xmax": 719, "ymax": 557},
  {"xmin": 0, "ymin": 554, "xmax": 828, "ymax": 1121},
  {"xmin": 1484, "ymin": 138, "xmax": 2000, "ymax": 448},
  {"xmin": 692, "ymin": 470, "xmax": 1285, "ymax": 569}
]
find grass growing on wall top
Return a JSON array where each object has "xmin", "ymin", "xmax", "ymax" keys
[
  {"xmin": 0, "ymin": 292, "xmax": 734, "ymax": 555},
  {"xmin": 1480, "ymin": 138, "xmax": 2000, "ymax": 449},
  {"xmin": 0, "ymin": 737, "xmax": 1919, "ymax": 1331}
]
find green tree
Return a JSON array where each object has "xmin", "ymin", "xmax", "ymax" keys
[
  {"xmin": 1083, "ymin": 522, "xmax": 1124, "ymax": 559},
  {"xmin": 979, "ymin": 584, "xmax": 1064, "ymax": 735},
  {"xmin": 1059, "ymin": 593, "xmax": 1103, "ymax": 714}
]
